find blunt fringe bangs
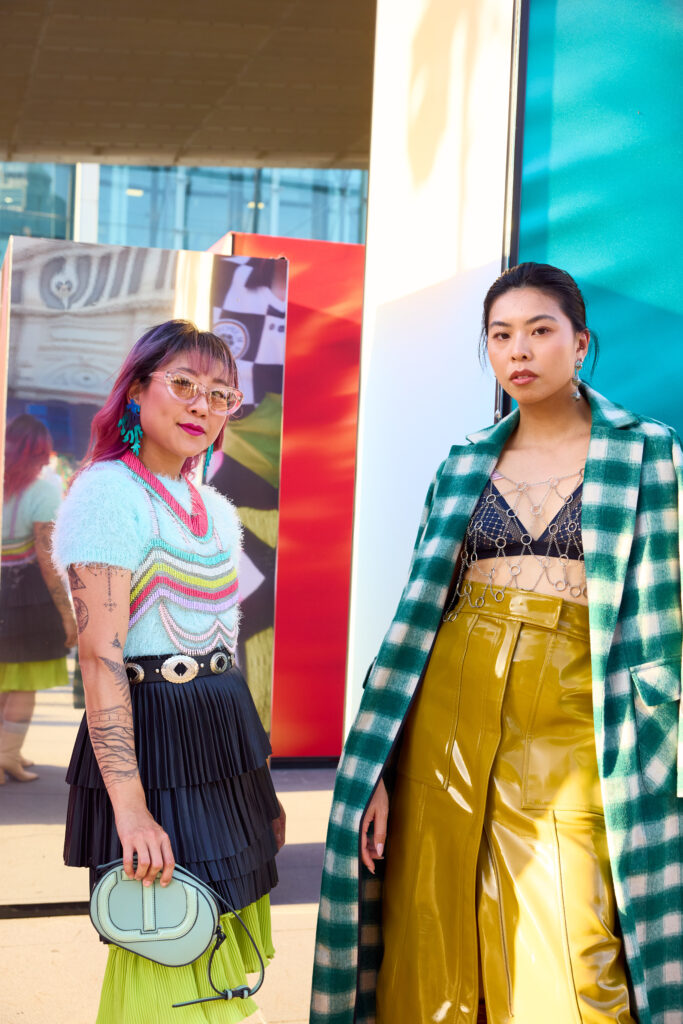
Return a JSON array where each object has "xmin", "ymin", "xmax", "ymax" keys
[{"xmin": 81, "ymin": 319, "xmax": 239, "ymax": 477}]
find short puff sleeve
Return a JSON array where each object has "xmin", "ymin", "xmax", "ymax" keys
[
  {"xmin": 52, "ymin": 462, "xmax": 150, "ymax": 574},
  {"xmin": 27, "ymin": 473, "xmax": 63, "ymax": 523}
]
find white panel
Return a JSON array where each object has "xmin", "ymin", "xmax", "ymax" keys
[
  {"xmin": 72, "ymin": 163, "xmax": 100, "ymax": 243},
  {"xmin": 345, "ymin": 0, "xmax": 515, "ymax": 730}
]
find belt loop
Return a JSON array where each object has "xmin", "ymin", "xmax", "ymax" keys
[{"xmin": 507, "ymin": 593, "xmax": 562, "ymax": 630}]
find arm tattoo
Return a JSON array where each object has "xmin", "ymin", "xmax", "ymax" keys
[
  {"xmin": 84, "ymin": 564, "xmax": 123, "ymax": 612},
  {"xmin": 98, "ymin": 655, "xmax": 133, "ymax": 704},
  {"xmin": 112, "ymin": 633, "xmax": 123, "ymax": 649},
  {"xmin": 33, "ymin": 522, "xmax": 53, "ymax": 555},
  {"xmin": 67, "ymin": 565, "xmax": 86, "ymax": 591},
  {"xmin": 73, "ymin": 596, "xmax": 89, "ymax": 634},
  {"xmin": 88, "ymin": 704, "xmax": 139, "ymax": 787},
  {"xmin": 32, "ymin": 525, "xmax": 73, "ymax": 618},
  {"xmin": 68, "ymin": 564, "xmax": 129, "ymax": 635}
]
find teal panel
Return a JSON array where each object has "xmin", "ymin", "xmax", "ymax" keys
[{"xmin": 519, "ymin": 0, "xmax": 683, "ymax": 432}]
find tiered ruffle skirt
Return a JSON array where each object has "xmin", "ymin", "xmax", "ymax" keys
[
  {"xmin": 64, "ymin": 664, "xmax": 280, "ymax": 1022},
  {"xmin": 64, "ymin": 665, "xmax": 280, "ymax": 911}
]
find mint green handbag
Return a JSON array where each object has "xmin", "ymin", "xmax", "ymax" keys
[{"xmin": 90, "ymin": 860, "xmax": 264, "ymax": 1008}]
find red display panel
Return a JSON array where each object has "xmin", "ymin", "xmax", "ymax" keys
[{"xmin": 210, "ymin": 233, "xmax": 364, "ymax": 757}]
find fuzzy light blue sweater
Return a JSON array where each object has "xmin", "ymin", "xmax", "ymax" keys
[{"xmin": 53, "ymin": 460, "xmax": 243, "ymax": 659}]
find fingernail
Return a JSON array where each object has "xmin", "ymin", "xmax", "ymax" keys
[{"xmin": 376, "ymin": 843, "xmax": 384, "ymax": 857}]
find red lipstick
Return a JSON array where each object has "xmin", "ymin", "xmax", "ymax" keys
[{"xmin": 178, "ymin": 423, "xmax": 205, "ymax": 436}]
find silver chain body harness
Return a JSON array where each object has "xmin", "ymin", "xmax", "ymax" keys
[{"xmin": 443, "ymin": 467, "xmax": 586, "ymax": 620}]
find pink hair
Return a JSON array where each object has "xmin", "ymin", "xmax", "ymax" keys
[
  {"xmin": 3, "ymin": 414, "xmax": 53, "ymax": 500},
  {"xmin": 80, "ymin": 320, "xmax": 239, "ymax": 479}
]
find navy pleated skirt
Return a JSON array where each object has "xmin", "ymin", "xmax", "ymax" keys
[
  {"xmin": 0, "ymin": 562, "xmax": 67, "ymax": 663},
  {"xmin": 64, "ymin": 664, "xmax": 279, "ymax": 911}
]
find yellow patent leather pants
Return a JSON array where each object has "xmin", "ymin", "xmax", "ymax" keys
[{"xmin": 376, "ymin": 584, "xmax": 635, "ymax": 1024}]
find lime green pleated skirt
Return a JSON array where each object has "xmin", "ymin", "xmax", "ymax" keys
[
  {"xmin": 96, "ymin": 894, "xmax": 274, "ymax": 1024},
  {"xmin": 0, "ymin": 657, "xmax": 68, "ymax": 692}
]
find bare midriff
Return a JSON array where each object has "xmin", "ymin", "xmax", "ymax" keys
[{"xmin": 462, "ymin": 556, "xmax": 588, "ymax": 606}]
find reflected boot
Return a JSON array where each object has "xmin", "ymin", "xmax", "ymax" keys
[{"xmin": 0, "ymin": 722, "xmax": 38, "ymax": 782}]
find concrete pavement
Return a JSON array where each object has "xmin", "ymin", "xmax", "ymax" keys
[{"xmin": 0, "ymin": 686, "xmax": 335, "ymax": 1024}]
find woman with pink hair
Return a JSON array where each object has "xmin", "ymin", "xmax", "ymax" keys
[
  {"xmin": 53, "ymin": 319, "xmax": 285, "ymax": 1023},
  {"xmin": 0, "ymin": 414, "xmax": 77, "ymax": 782}
]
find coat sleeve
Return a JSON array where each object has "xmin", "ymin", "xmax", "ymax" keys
[{"xmin": 671, "ymin": 430, "xmax": 683, "ymax": 798}]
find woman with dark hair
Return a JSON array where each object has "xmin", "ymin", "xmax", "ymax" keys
[
  {"xmin": 53, "ymin": 319, "xmax": 285, "ymax": 1022},
  {"xmin": 311, "ymin": 264, "xmax": 683, "ymax": 1024},
  {"xmin": 0, "ymin": 414, "xmax": 76, "ymax": 782}
]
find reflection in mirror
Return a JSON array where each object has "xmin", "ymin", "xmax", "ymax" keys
[
  {"xmin": 0, "ymin": 237, "xmax": 287, "ymax": 909},
  {"xmin": 0, "ymin": 414, "xmax": 87, "ymax": 904}
]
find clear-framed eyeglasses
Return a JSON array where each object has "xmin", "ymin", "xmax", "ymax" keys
[{"xmin": 149, "ymin": 371, "xmax": 243, "ymax": 415}]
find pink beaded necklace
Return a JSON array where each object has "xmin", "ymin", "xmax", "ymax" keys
[{"xmin": 122, "ymin": 451, "xmax": 209, "ymax": 538}]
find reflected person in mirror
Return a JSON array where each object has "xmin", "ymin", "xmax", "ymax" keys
[
  {"xmin": 53, "ymin": 320, "xmax": 285, "ymax": 1023},
  {"xmin": 0, "ymin": 414, "xmax": 77, "ymax": 782}
]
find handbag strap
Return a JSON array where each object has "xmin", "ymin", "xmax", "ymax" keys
[{"xmin": 171, "ymin": 883, "xmax": 265, "ymax": 1009}]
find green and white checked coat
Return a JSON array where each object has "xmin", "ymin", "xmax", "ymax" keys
[{"xmin": 310, "ymin": 385, "xmax": 683, "ymax": 1024}]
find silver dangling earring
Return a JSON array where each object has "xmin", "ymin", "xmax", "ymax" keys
[
  {"xmin": 494, "ymin": 380, "xmax": 504, "ymax": 422},
  {"xmin": 571, "ymin": 359, "xmax": 583, "ymax": 401}
]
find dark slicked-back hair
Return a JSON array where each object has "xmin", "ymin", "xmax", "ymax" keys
[{"xmin": 479, "ymin": 262, "xmax": 598, "ymax": 369}]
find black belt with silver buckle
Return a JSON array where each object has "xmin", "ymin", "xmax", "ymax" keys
[{"xmin": 124, "ymin": 648, "xmax": 235, "ymax": 685}]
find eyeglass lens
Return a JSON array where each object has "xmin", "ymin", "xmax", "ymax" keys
[{"xmin": 167, "ymin": 374, "xmax": 239, "ymax": 412}]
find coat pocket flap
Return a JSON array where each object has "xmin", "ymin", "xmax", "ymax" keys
[{"xmin": 630, "ymin": 658, "xmax": 681, "ymax": 706}]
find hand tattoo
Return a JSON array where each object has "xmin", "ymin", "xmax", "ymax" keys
[{"xmin": 88, "ymin": 704, "xmax": 139, "ymax": 787}]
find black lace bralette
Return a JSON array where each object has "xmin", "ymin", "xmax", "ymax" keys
[{"xmin": 462, "ymin": 477, "xmax": 584, "ymax": 561}]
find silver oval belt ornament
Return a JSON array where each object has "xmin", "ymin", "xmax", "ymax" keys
[
  {"xmin": 125, "ymin": 662, "xmax": 145, "ymax": 684},
  {"xmin": 210, "ymin": 651, "xmax": 229, "ymax": 674},
  {"xmin": 160, "ymin": 655, "xmax": 199, "ymax": 684}
]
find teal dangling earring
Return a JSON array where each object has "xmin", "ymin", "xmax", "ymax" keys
[
  {"xmin": 118, "ymin": 398, "xmax": 143, "ymax": 455},
  {"xmin": 202, "ymin": 443, "xmax": 214, "ymax": 484}
]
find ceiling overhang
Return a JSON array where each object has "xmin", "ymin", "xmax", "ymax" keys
[{"xmin": 0, "ymin": 0, "xmax": 375, "ymax": 168}]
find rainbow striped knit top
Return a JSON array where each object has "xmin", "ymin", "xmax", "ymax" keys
[
  {"xmin": 53, "ymin": 459, "xmax": 243, "ymax": 659},
  {"xmin": 2, "ymin": 473, "xmax": 63, "ymax": 568},
  {"xmin": 1, "ymin": 535, "xmax": 37, "ymax": 566}
]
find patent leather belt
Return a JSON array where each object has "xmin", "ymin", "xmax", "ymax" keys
[{"xmin": 124, "ymin": 649, "xmax": 235, "ymax": 685}]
